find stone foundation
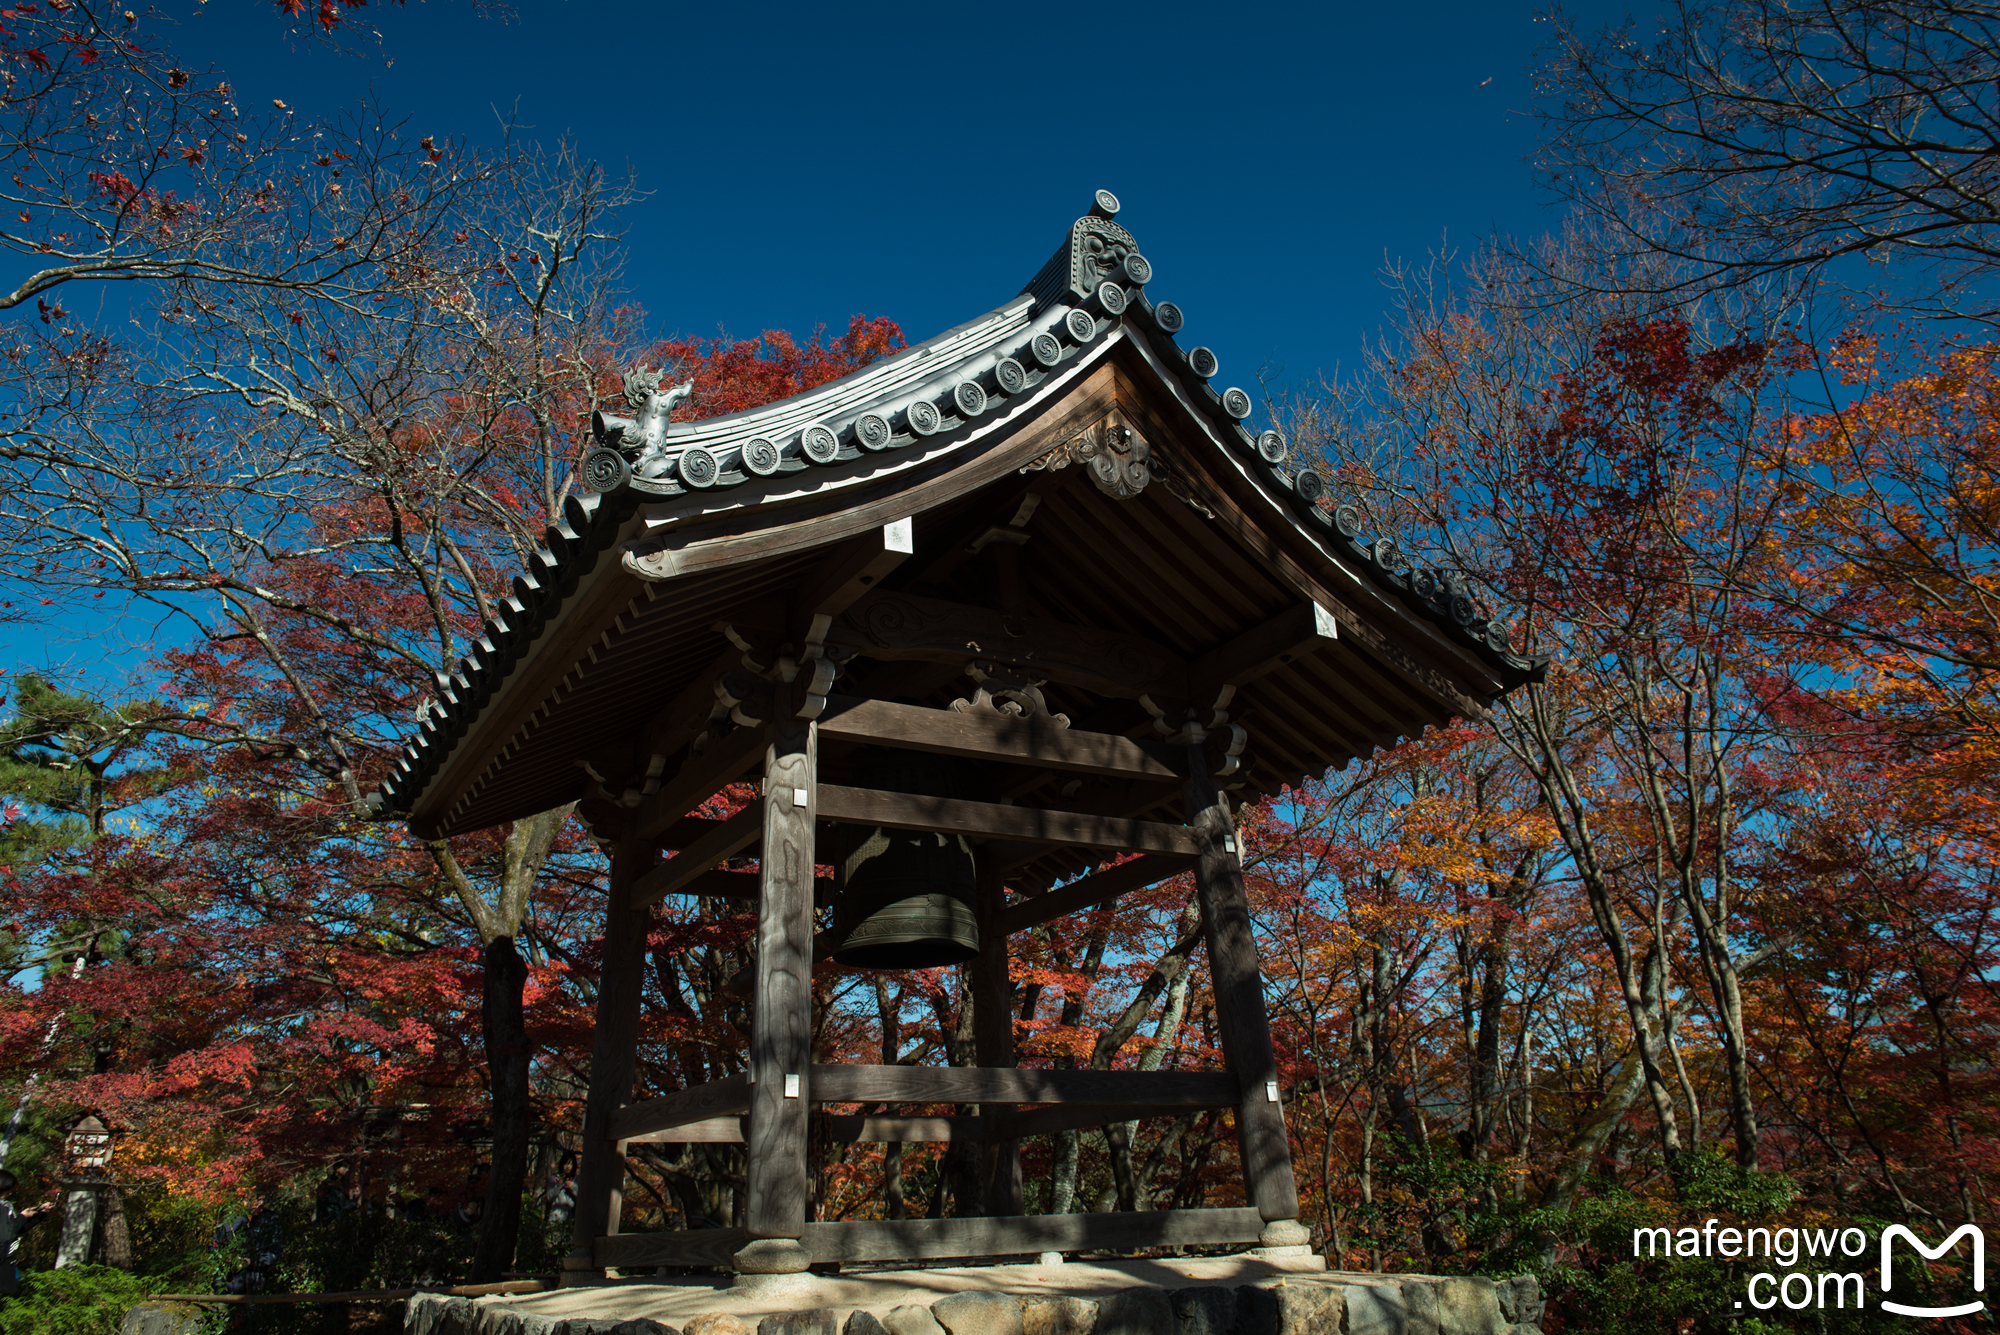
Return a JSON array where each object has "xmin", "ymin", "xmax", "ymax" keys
[{"xmin": 405, "ymin": 1256, "xmax": 1543, "ymax": 1335}]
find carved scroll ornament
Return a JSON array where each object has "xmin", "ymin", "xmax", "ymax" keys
[
  {"xmin": 950, "ymin": 660, "xmax": 1071, "ymax": 728},
  {"xmin": 1026, "ymin": 416, "xmax": 1153, "ymax": 500}
]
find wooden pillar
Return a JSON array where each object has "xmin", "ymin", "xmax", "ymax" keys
[
  {"xmin": 971, "ymin": 863, "xmax": 1023, "ymax": 1216},
  {"xmin": 1184, "ymin": 749, "xmax": 1301, "ymax": 1224},
  {"xmin": 564, "ymin": 837, "xmax": 653, "ymax": 1281},
  {"xmin": 734, "ymin": 706, "xmax": 818, "ymax": 1275}
]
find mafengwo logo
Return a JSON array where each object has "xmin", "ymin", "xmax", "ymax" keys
[
  {"xmin": 1633, "ymin": 1220, "xmax": 1986, "ymax": 1317},
  {"xmin": 1880, "ymin": 1225, "xmax": 1985, "ymax": 1319}
]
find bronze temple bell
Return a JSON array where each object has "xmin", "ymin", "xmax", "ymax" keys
[{"xmin": 828, "ymin": 749, "xmax": 980, "ymax": 968}]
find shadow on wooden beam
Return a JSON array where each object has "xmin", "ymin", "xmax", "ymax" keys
[{"xmin": 810, "ymin": 1064, "xmax": 1235, "ymax": 1105}]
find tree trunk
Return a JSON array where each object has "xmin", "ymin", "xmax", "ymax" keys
[
  {"xmin": 472, "ymin": 935, "xmax": 531, "ymax": 1282},
  {"xmin": 935, "ymin": 966, "xmax": 984, "ymax": 1217},
  {"xmin": 96, "ymin": 1187, "xmax": 132, "ymax": 1269},
  {"xmin": 430, "ymin": 807, "xmax": 569, "ymax": 1280},
  {"xmin": 875, "ymin": 977, "xmax": 908, "ymax": 1220},
  {"xmin": 1537, "ymin": 1042, "xmax": 1649, "ymax": 1264},
  {"xmin": 1050, "ymin": 1131, "xmax": 1080, "ymax": 1214},
  {"xmin": 1048, "ymin": 913, "xmax": 1109, "ymax": 1217},
  {"xmin": 1500, "ymin": 688, "xmax": 1686, "ymax": 1175}
]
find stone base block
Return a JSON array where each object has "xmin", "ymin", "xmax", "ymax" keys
[
  {"xmin": 404, "ymin": 1258, "xmax": 1544, "ymax": 1335},
  {"xmin": 117, "ymin": 1304, "xmax": 206, "ymax": 1335}
]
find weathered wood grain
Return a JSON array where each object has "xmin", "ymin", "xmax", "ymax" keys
[
  {"xmin": 815, "ymin": 785, "xmax": 1199, "ymax": 857},
  {"xmin": 807, "ymin": 1065, "xmax": 1235, "ymax": 1106},
  {"xmin": 1185, "ymin": 750, "xmax": 1301, "ymax": 1223},
  {"xmin": 815, "ymin": 695, "xmax": 1181, "ymax": 781},
  {"xmin": 623, "ymin": 1116, "xmax": 747, "ymax": 1145},
  {"xmin": 743, "ymin": 709, "xmax": 817, "ymax": 1241},
  {"xmin": 608, "ymin": 1073, "xmax": 752, "ymax": 1142},
  {"xmin": 996, "ymin": 854, "xmax": 1197, "ymax": 936}
]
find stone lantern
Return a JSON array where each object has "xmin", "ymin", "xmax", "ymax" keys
[{"xmin": 54, "ymin": 1113, "xmax": 119, "ymax": 1269}]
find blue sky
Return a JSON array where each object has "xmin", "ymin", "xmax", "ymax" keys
[
  {"xmin": 183, "ymin": 0, "xmax": 1618, "ymax": 383},
  {"xmin": 12, "ymin": 0, "xmax": 1627, "ymax": 680}
]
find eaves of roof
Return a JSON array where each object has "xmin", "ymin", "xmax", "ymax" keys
[{"xmin": 372, "ymin": 193, "xmax": 1546, "ymax": 827}]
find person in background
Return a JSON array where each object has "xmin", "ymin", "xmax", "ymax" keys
[{"xmin": 0, "ymin": 1169, "xmax": 53, "ymax": 1298}]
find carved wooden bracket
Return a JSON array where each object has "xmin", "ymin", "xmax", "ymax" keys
[
  {"xmin": 1204, "ymin": 724, "xmax": 1248, "ymax": 781},
  {"xmin": 1024, "ymin": 413, "xmax": 1153, "ymax": 500},
  {"xmin": 796, "ymin": 656, "xmax": 838, "ymax": 721},
  {"xmin": 716, "ymin": 671, "xmax": 774, "ymax": 728},
  {"xmin": 950, "ymin": 661, "xmax": 1071, "ymax": 728}
]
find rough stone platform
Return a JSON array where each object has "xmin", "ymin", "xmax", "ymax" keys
[{"xmin": 405, "ymin": 1255, "xmax": 1544, "ymax": 1335}]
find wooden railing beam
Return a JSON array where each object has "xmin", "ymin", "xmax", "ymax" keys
[
  {"xmin": 996, "ymin": 1102, "xmax": 1216, "ymax": 1141},
  {"xmin": 595, "ymin": 1208, "xmax": 1264, "ymax": 1270},
  {"xmin": 608, "ymin": 1073, "xmax": 752, "ymax": 1142},
  {"xmin": 808, "ymin": 1064, "xmax": 1233, "ymax": 1106}
]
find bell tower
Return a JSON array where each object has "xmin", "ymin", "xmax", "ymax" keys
[{"xmin": 376, "ymin": 193, "xmax": 1542, "ymax": 1281}]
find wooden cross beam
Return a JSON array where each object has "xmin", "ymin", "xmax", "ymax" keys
[
  {"xmin": 998, "ymin": 1102, "xmax": 1218, "ymax": 1140},
  {"xmin": 814, "ymin": 785, "xmax": 1199, "ymax": 857},
  {"xmin": 627, "ymin": 807, "xmax": 762, "ymax": 905},
  {"xmin": 624, "ymin": 1113, "xmax": 1003, "ymax": 1146},
  {"xmin": 814, "ymin": 694, "xmax": 1182, "ymax": 781},
  {"xmin": 996, "ymin": 853, "xmax": 1197, "ymax": 935},
  {"xmin": 629, "ymin": 722, "xmax": 768, "ymax": 844},
  {"xmin": 668, "ymin": 868, "xmax": 782, "ymax": 900},
  {"xmin": 1188, "ymin": 600, "xmax": 1339, "ymax": 709},
  {"xmin": 623, "ymin": 1116, "xmax": 747, "ymax": 1144}
]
